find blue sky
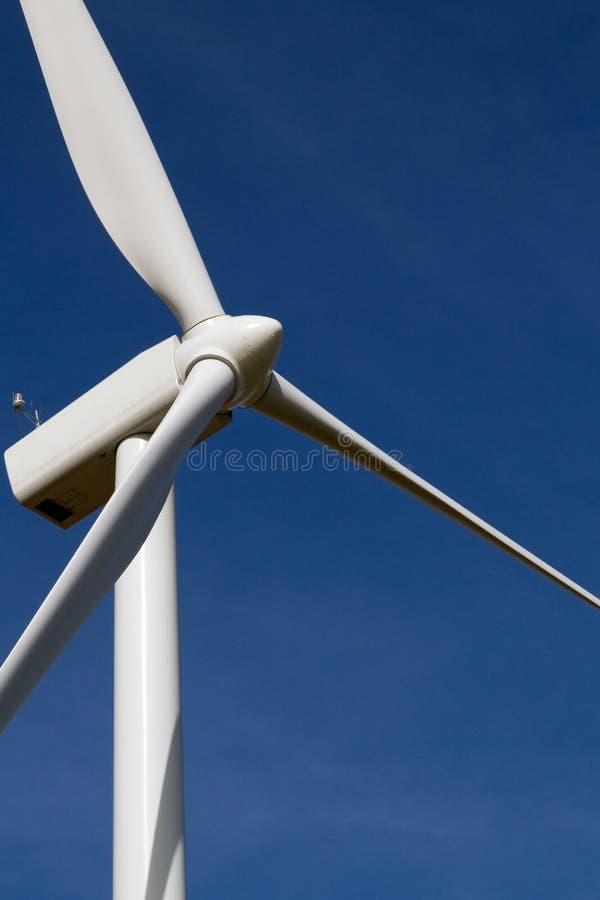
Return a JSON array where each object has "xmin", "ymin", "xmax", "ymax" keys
[{"xmin": 2, "ymin": 0, "xmax": 600, "ymax": 897}]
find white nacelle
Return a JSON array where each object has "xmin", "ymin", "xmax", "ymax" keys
[
  {"xmin": 4, "ymin": 314, "xmax": 283, "ymax": 529},
  {"xmin": 4, "ymin": 337, "xmax": 231, "ymax": 528}
]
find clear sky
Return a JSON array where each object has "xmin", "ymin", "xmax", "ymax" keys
[{"xmin": 2, "ymin": 0, "xmax": 600, "ymax": 897}]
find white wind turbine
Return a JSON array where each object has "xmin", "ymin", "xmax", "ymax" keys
[{"xmin": 1, "ymin": 1, "xmax": 597, "ymax": 898}]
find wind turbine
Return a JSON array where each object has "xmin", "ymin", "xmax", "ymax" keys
[{"xmin": 1, "ymin": 1, "xmax": 597, "ymax": 898}]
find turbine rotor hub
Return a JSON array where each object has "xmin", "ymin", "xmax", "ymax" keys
[{"xmin": 176, "ymin": 314, "xmax": 283, "ymax": 409}]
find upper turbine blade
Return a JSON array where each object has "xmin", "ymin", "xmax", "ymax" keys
[
  {"xmin": 251, "ymin": 372, "xmax": 600, "ymax": 610},
  {"xmin": 19, "ymin": 0, "xmax": 224, "ymax": 331},
  {"xmin": 0, "ymin": 358, "xmax": 235, "ymax": 732}
]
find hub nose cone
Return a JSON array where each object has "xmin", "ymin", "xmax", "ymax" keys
[
  {"xmin": 242, "ymin": 316, "xmax": 283, "ymax": 362},
  {"xmin": 233, "ymin": 316, "xmax": 283, "ymax": 407},
  {"xmin": 175, "ymin": 314, "xmax": 284, "ymax": 409}
]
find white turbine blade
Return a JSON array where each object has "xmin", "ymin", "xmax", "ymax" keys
[
  {"xmin": 251, "ymin": 372, "xmax": 600, "ymax": 610},
  {"xmin": 19, "ymin": 0, "xmax": 224, "ymax": 331},
  {"xmin": 0, "ymin": 359, "xmax": 234, "ymax": 732}
]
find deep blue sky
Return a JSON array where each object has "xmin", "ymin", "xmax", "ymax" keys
[{"xmin": 2, "ymin": 0, "xmax": 600, "ymax": 897}]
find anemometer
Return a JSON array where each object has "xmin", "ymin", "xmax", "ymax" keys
[{"xmin": 11, "ymin": 392, "xmax": 41, "ymax": 430}]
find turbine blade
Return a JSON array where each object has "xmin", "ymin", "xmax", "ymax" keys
[
  {"xmin": 0, "ymin": 359, "xmax": 234, "ymax": 732},
  {"xmin": 251, "ymin": 372, "xmax": 599, "ymax": 610},
  {"xmin": 19, "ymin": 0, "xmax": 224, "ymax": 331}
]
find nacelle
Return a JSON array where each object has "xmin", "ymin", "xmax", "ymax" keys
[{"xmin": 4, "ymin": 337, "xmax": 231, "ymax": 528}]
